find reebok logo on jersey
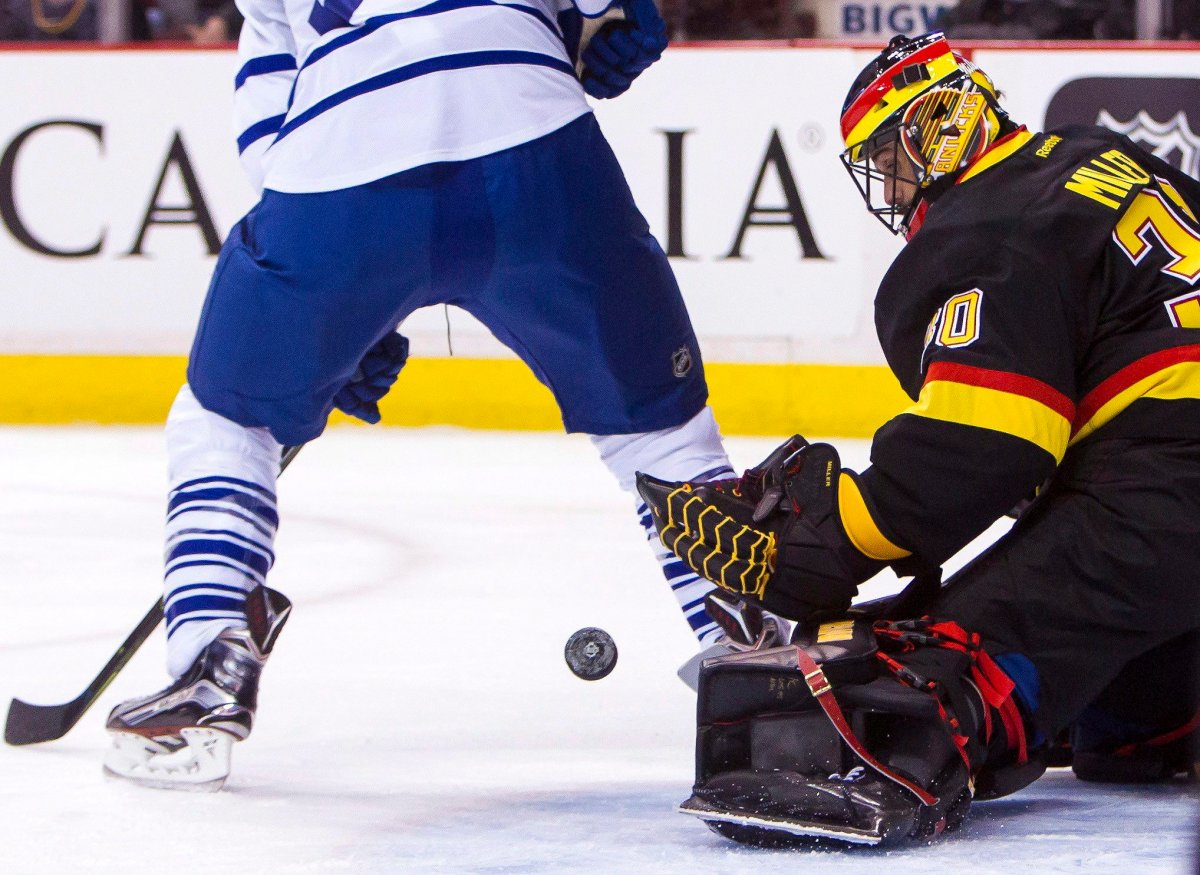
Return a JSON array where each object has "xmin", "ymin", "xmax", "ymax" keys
[
  {"xmin": 1064, "ymin": 149, "xmax": 1151, "ymax": 209},
  {"xmin": 1036, "ymin": 135, "xmax": 1063, "ymax": 158}
]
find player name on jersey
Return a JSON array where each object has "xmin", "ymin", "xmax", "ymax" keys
[{"xmin": 1064, "ymin": 149, "xmax": 1151, "ymax": 209}]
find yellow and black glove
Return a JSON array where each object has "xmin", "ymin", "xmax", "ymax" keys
[{"xmin": 636, "ymin": 438, "xmax": 886, "ymax": 623}]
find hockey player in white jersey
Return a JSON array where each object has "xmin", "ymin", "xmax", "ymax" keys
[{"xmin": 103, "ymin": 0, "xmax": 742, "ymax": 789}]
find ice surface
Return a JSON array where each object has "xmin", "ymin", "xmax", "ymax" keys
[{"xmin": 0, "ymin": 427, "xmax": 1195, "ymax": 873}]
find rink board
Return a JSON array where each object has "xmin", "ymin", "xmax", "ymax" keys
[
  {"xmin": 0, "ymin": 354, "xmax": 912, "ymax": 436},
  {"xmin": 0, "ymin": 42, "xmax": 1196, "ymax": 434}
]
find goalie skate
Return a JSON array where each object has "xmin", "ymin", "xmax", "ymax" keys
[{"xmin": 103, "ymin": 585, "xmax": 290, "ymax": 791}]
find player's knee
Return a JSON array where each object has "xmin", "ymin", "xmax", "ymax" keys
[
  {"xmin": 166, "ymin": 384, "xmax": 281, "ymax": 485},
  {"xmin": 591, "ymin": 405, "xmax": 731, "ymax": 494}
]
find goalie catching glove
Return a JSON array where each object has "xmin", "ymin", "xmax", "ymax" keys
[{"xmin": 635, "ymin": 437, "xmax": 894, "ymax": 623}]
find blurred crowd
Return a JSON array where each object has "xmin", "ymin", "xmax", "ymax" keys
[
  {"xmin": 934, "ymin": 0, "xmax": 1197, "ymax": 39},
  {"xmin": 0, "ymin": 0, "xmax": 1197, "ymax": 43},
  {"xmin": 0, "ymin": 0, "xmax": 239, "ymax": 41},
  {"xmin": 660, "ymin": 0, "xmax": 817, "ymax": 38},
  {"xmin": 662, "ymin": 0, "xmax": 1199, "ymax": 40}
]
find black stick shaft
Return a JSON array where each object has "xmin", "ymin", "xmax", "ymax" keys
[{"xmin": 4, "ymin": 444, "xmax": 302, "ymax": 746}]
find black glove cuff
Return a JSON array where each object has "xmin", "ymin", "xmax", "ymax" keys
[{"xmin": 760, "ymin": 514, "xmax": 879, "ymax": 622}]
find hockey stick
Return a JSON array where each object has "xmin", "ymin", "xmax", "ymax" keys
[{"xmin": 4, "ymin": 443, "xmax": 304, "ymax": 746}]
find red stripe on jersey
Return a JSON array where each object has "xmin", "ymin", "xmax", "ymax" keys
[
  {"xmin": 924, "ymin": 362, "xmax": 1076, "ymax": 421},
  {"xmin": 1073, "ymin": 344, "xmax": 1200, "ymax": 436}
]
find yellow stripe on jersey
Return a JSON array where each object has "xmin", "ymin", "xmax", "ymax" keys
[
  {"xmin": 837, "ymin": 472, "xmax": 911, "ymax": 561},
  {"xmin": 957, "ymin": 131, "xmax": 1034, "ymax": 185},
  {"xmin": 1071, "ymin": 359, "xmax": 1200, "ymax": 445},
  {"xmin": 908, "ymin": 378, "xmax": 1073, "ymax": 462}
]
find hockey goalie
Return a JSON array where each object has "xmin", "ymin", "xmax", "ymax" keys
[{"xmin": 637, "ymin": 31, "xmax": 1200, "ymax": 847}]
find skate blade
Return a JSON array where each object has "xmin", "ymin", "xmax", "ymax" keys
[
  {"xmin": 678, "ymin": 799, "xmax": 883, "ymax": 846},
  {"xmin": 103, "ymin": 727, "xmax": 234, "ymax": 792},
  {"xmin": 676, "ymin": 644, "xmax": 734, "ymax": 692}
]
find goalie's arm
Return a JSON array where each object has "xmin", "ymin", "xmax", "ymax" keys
[
  {"xmin": 637, "ymin": 353, "xmax": 1071, "ymax": 619},
  {"xmin": 862, "ymin": 224, "xmax": 1083, "ymax": 569},
  {"xmin": 857, "ymin": 399, "xmax": 1064, "ymax": 569}
]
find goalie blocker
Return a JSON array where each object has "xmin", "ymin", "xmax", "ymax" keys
[{"xmin": 681, "ymin": 615, "xmax": 1041, "ymax": 847}]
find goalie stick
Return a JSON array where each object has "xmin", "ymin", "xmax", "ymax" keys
[{"xmin": 4, "ymin": 443, "xmax": 304, "ymax": 747}]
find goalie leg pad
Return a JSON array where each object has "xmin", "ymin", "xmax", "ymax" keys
[{"xmin": 682, "ymin": 618, "xmax": 1036, "ymax": 847}]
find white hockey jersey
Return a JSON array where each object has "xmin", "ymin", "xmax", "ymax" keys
[{"xmin": 234, "ymin": 0, "xmax": 616, "ymax": 193}]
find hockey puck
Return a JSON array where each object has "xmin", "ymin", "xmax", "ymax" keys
[{"xmin": 564, "ymin": 627, "xmax": 618, "ymax": 681}]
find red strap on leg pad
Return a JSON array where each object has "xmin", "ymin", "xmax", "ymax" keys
[{"xmin": 793, "ymin": 647, "xmax": 939, "ymax": 807}]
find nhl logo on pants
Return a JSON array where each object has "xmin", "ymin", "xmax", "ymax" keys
[{"xmin": 673, "ymin": 346, "xmax": 693, "ymax": 378}]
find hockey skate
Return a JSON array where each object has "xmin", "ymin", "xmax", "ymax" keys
[
  {"xmin": 676, "ymin": 591, "xmax": 789, "ymax": 691},
  {"xmin": 103, "ymin": 585, "xmax": 291, "ymax": 791}
]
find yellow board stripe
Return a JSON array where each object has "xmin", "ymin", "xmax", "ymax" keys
[
  {"xmin": 1070, "ymin": 360, "xmax": 1200, "ymax": 446},
  {"xmin": 836, "ymin": 472, "xmax": 911, "ymax": 561},
  {"xmin": 0, "ymin": 355, "xmax": 913, "ymax": 437},
  {"xmin": 909, "ymin": 378, "xmax": 1072, "ymax": 461}
]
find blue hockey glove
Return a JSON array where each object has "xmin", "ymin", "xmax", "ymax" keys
[
  {"xmin": 333, "ymin": 332, "xmax": 409, "ymax": 425},
  {"xmin": 579, "ymin": 0, "xmax": 668, "ymax": 99}
]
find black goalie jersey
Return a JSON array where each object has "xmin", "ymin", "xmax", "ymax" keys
[{"xmin": 842, "ymin": 125, "xmax": 1200, "ymax": 569}]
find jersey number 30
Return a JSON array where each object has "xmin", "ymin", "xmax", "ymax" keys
[{"xmin": 1113, "ymin": 188, "xmax": 1200, "ymax": 286}]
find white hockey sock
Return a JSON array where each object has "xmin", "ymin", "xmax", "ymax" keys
[
  {"xmin": 591, "ymin": 406, "xmax": 735, "ymax": 647},
  {"xmin": 162, "ymin": 385, "xmax": 282, "ymax": 678}
]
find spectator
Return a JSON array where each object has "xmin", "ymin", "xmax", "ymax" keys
[
  {"xmin": 661, "ymin": 0, "xmax": 814, "ymax": 39},
  {"xmin": 145, "ymin": 0, "xmax": 240, "ymax": 41},
  {"xmin": 1168, "ymin": 0, "xmax": 1200, "ymax": 36},
  {"xmin": 0, "ymin": 0, "xmax": 98, "ymax": 39},
  {"xmin": 936, "ymin": 0, "xmax": 1134, "ymax": 39}
]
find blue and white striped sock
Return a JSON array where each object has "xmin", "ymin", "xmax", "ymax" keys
[
  {"xmin": 162, "ymin": 384, "xmax": 282, "ymax": 677},
  {"xmin": 163, "ymin": 475, "xmax": 278, "ymax": 675},
  {"xmin": 590, "ymin": 405, "xmax": 736, "ymax": 649}
]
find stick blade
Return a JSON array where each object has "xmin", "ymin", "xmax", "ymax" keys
[{"xmin": 5, "ymin": 697, "xmax": 83, "ymax": 746}]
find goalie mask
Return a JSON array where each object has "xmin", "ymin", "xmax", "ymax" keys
[{"xmin": 840, "ymin": 32, "xmax": 1011, "ymax": 237}]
